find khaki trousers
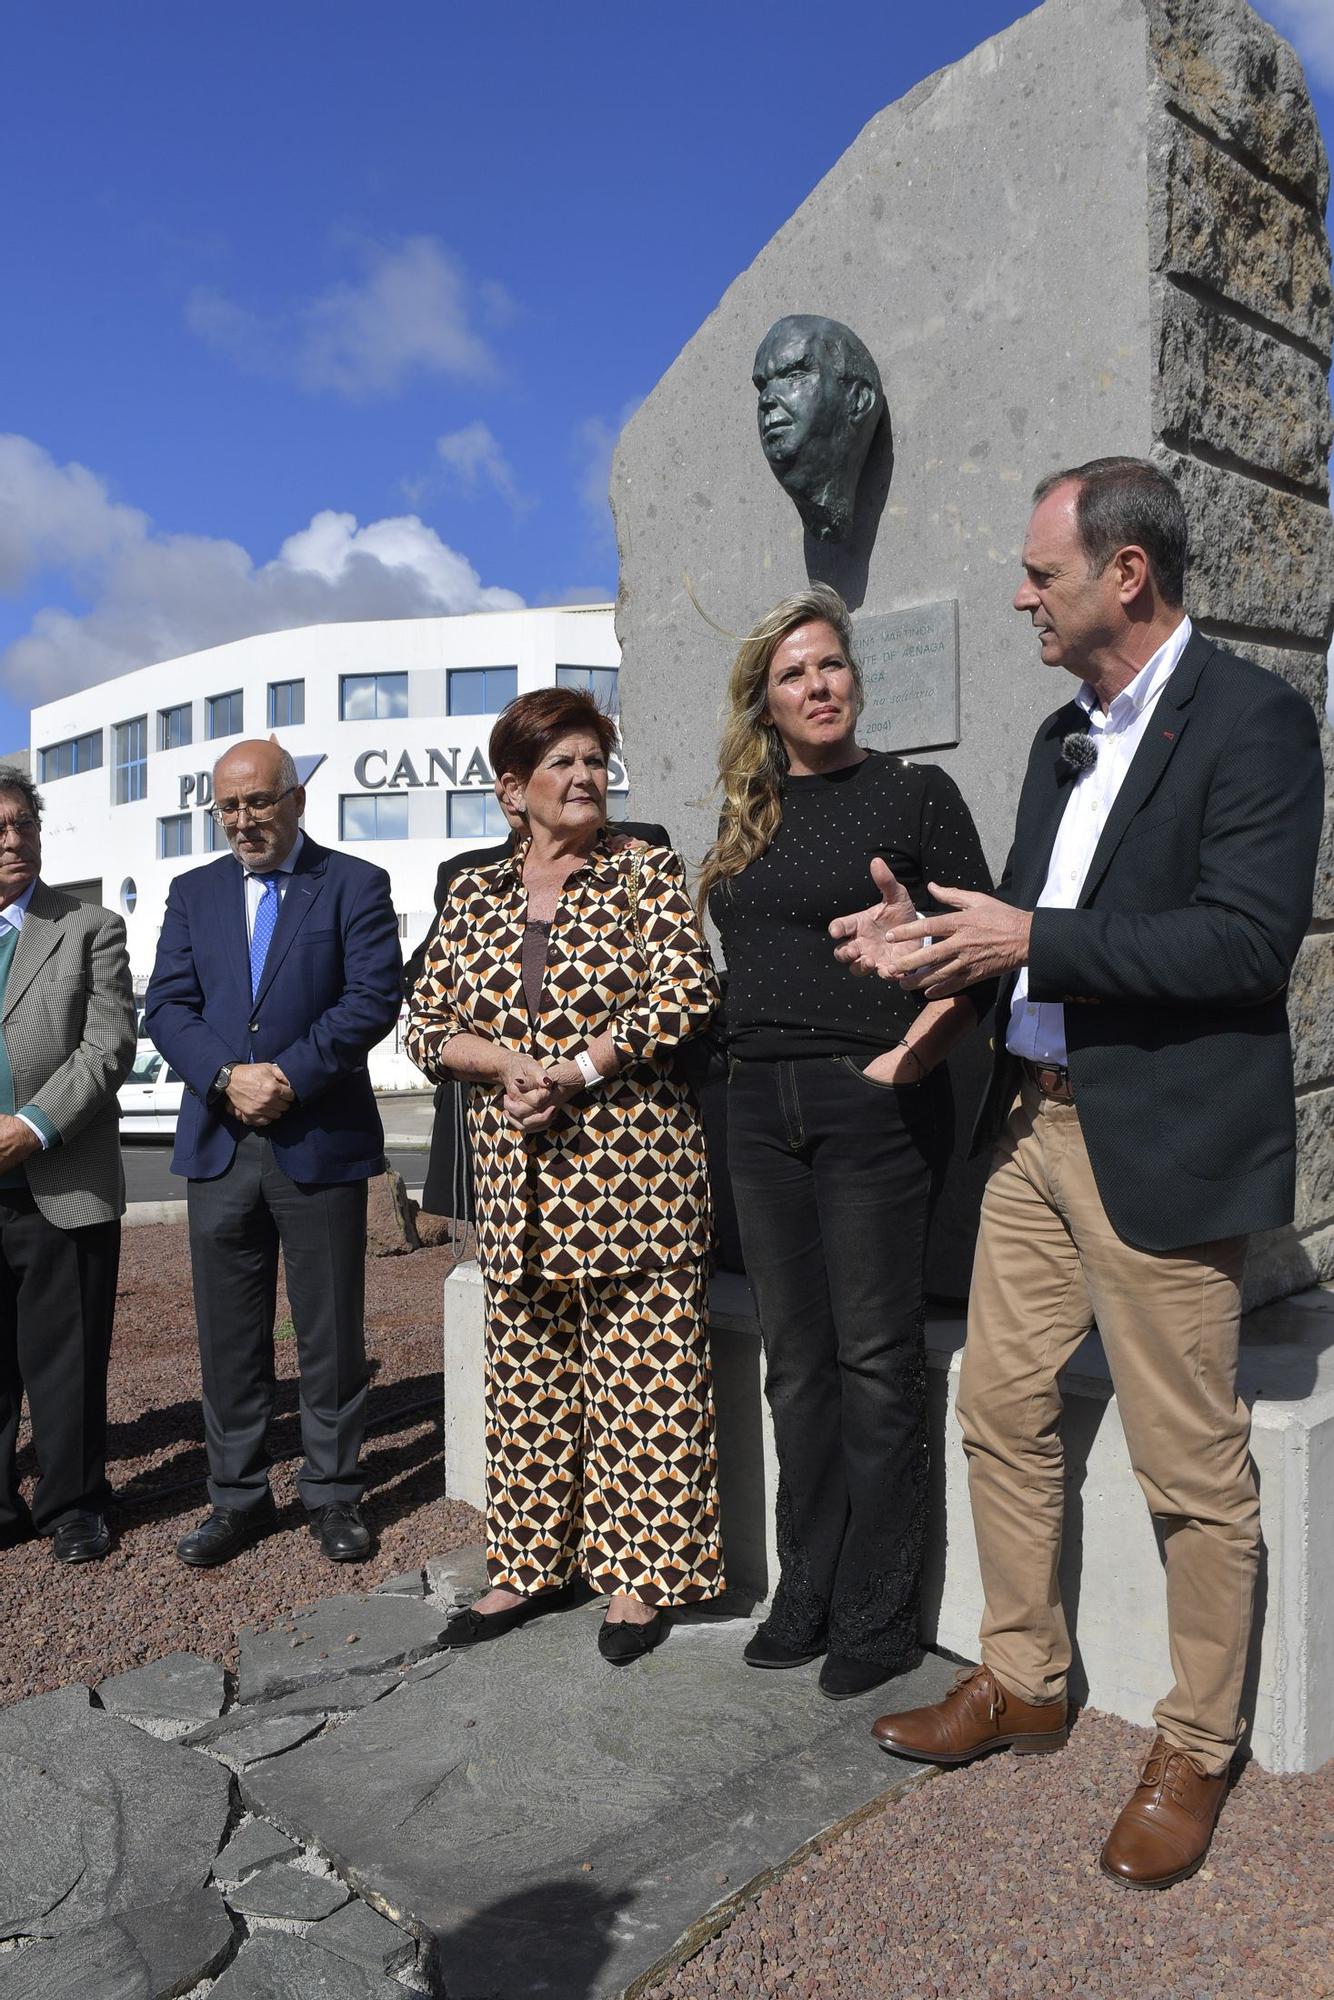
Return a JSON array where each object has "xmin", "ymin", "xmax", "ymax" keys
[{"xmin": 957, "ymin": 1081, "xmax": 1256, "ymax": 1773}]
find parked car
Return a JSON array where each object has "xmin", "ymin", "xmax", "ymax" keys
[{"xmin": 118, "ymin": 1044, "xmax": 184, "ymax": 1139}]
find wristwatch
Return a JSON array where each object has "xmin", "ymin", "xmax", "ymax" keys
[{"xmin": 209, "ymin": 1062, "xmax": 236, "ymax": 1106}]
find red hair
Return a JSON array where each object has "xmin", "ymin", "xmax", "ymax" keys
[{"xmin": 489, "ymin": 687, "xmax": 617, "ymax": 781}]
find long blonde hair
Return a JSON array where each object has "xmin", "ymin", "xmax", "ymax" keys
[{"xmin": 697, "ymin": 584, "xmax": 863, "ymax": 914}]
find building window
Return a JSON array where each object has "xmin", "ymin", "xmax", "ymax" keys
[
  {"xmin": 447, "ymin": 791, "xmax": 509, "ymax": 841},
  {"xmin": 158, "ymin": 704, "xmax": 192, "ymax": 751},
  {"xmin": 38, "ymin": 731, "xmax": 103, "ymax": 783},
  {"xmin": 268, "ymin": 680, "xmax": 305, "ymax": 728},
  {"xmin": 340, "ymin": 673, "xmax": 408, "ymax": 722},
  {"xmin": 113, "ymin": 717, "xmax": 148, "ymax": 805},
  {"xmin": 157, "ymin": 813, "xmax": 192, "ymax": 859},
  {"xmin": 206, "ymin": 690, "xmax": 244, "ymax": 739},
  {"xmin": 204, "ymin": 811, "xmax": 226, "ymax": 852},
  {"xmin": 446, "ymin": 667, "xmax": 517, "ymax": 717},
  {"xmin": 339, "ymin": 793, "xmax": 409, "ymax": 841},
  {"xmin": 556, "ymin": 665, "xmax": 619, "ymax": 714},
  {"xmin": 120, "ymin": 878, "xmax": 137, "ymax": 915}
]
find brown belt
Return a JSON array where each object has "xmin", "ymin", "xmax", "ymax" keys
[{"xmin": 1021, "ymin": 1058, "xmax": 1075, "ymax": 1104}]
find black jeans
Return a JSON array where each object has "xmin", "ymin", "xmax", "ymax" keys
[{"xmin": 727, "ymin": 1055, "xmax": 951, "ymax": 1665}]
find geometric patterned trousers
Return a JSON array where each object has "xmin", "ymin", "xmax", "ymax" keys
[{"xmin": 481, "ymin": 1259, "xmax": 724, "ymax": 1606}]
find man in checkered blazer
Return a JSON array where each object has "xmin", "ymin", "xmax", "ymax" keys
[{"xmin": 0, "ymin": 764, "xmax": 136, "ymax": 1565}]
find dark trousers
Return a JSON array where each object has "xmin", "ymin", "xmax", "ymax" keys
[
  {"xmin": 0, "ymin": 1190, "xmax": 120, "ymax": 1534},
  {"xmin": 187, "ymin": 1132, "xmax": 370, "ymax": 1513},
  {"xmin": 726, "ymin": 1056, "xmax": 950, "ymax": 1665}
]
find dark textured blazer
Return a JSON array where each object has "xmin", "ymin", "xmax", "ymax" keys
[
  {"xmin": 974, "ymin": 631, "xmax": 1324, "ymax": 1252},
  {"xmin": 145, "ymin": 837, "xmax": 403, "ymax": 1184}
]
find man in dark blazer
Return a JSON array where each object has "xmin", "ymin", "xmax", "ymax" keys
[
  {"xmin": 404, "ymin": 811, "xmax": 669, "ymax": 1222},
  {"xmin": 0, "ymin": 766, "xmax": 136, "ymax": 1563},
  {"xmin": 832, "ymin": 458, "xmax": 1323, "ymax": 1887},
  {"xmin": 146, "ymin": 738, "xmax": 402, "ymax": 1567}
]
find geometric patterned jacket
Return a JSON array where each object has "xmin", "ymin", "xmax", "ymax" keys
[{"xmin": 404, "ymin": 832, "xmax": 719, "ymax": 1285}]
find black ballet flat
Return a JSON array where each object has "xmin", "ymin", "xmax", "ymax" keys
[
  {"xmin": 597, "ymin": 1609, "xmax": 665, "ymax": 1664},
  {"xmin": 442, "ymin": 1600, "xmax": 531, "ymax": 1647}
]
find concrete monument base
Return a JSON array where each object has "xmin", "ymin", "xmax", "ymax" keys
[{"xmin": 443, "ymin": 1261, "xmax": 1334, "ymax": 1774}]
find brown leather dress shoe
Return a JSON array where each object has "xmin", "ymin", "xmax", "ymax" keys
[
  {"xmin": 1100, "ymin": 1736, "xmax": 1229, "ymax": 1889},
  {"xmin": 872, "ymin": 1663, "xmax": 1069, "ymax": 1763}
]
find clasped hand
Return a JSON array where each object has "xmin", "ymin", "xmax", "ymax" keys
[
  {"xmin": 224, "ymin": 1062, "xmax": 295, "ymax": 1128},
  {"xmin": 829, "ymin": 858, "xmax": 1031, "ymax": 999},
  {"xmin": 499, "ymin": 1052, "xmax": 576, "ymax": 1133}
]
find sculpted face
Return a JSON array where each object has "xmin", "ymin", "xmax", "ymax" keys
[
  {"xmin": 754, "ymin": 323, "xmax": 849, "ymax": 473},
  {"xmin": 212, "ymin": 740, "xmax": 305, "ymax": 872},
  {"xmin": 752, "ymin": 316, "xmax": 884, "ymax": 543}
]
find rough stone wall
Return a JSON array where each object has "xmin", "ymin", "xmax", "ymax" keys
[
  {"xmin": 612, "ymin": 0, "xmax": 1333, "ymax": 1302},
  {"xmin": 1144, "ymin": 0, "xmax": 1334, "ymax": 1300}
]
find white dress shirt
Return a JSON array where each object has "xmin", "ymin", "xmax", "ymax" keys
[
  {"xmin": 1006, "ymin": 616, "xmax": 1193, "ymax": 1067},
  {"xmin": 243, "ymin": 831, "xmax": 304, "ymax": 944},
  {"xmin": 0, "ymin": 881, "xmax": 49, "ymax": 1149}
]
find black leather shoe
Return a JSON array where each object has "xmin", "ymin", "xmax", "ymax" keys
[
  {"xmin": 52, "ymin": 1512, "xmax": 111, "ymax": 1564},
  {"xmin": 176, "ymin": 1496, "xmax": 278, "ymax": 1568},
  {"xmin": 819, "ymin": 1652, "xmax": 903, "ymax": 1700},
  {"xmin": 743, "ymin": 1625, "xmax": 825, "ymax": 1669},
  {"xmin": 598, "ymin": 1609, "xmax": 665, "ymax": 1664},
  {"xmin": 309, "ymin": 1501, "xmax": 371, "ymax": 1563}
]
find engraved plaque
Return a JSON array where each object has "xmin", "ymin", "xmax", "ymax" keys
[{"xmin": 854, "ymin": 601, "xmax": 960, "ymax": 754}]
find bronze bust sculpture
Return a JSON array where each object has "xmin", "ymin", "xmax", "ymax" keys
[{"xmin": 753, "ymin": 315, "xmax": 885, "ymax": 543}]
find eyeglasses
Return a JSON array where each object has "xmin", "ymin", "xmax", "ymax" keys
[
  {"xmin": 0, "ymin": 814, "xmax": 39, "ymax": 843},
  {"xmin": 208, "ymin": 786, "xmax": 298, "ymax": 826}
]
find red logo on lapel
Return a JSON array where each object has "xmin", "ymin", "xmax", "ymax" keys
[{"xmin": 1162, "ymin": 728, "xmax": 1176, "ymax": 741}]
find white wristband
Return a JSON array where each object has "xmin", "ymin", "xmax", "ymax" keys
[{"xmin": 574, "ymin": 1048, "xmax": 602, "ymax": 1089}]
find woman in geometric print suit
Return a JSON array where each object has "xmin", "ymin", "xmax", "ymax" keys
[{"xmin": 405, "ymin": 686, "xmax": 723, "ymax": 1661}]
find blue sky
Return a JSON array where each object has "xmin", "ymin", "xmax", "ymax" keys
[{"xmin": 1, "ymin": 0, "xmax": 1330, "ymax": 753}]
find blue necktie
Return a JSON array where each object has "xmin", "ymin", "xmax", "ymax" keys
[{"xmin": 249, "ymin": 876, "xmax": 280, "ymax": 999}]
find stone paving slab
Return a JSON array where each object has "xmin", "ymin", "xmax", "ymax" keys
[
  {"xmin": 94, "ymin": 1651, "xmax": 227, "ymax": 1731},
  {"xmin": 208, "ymin": 1930, "xmax": 406, "ymax": 1998},
  {"xmin": 311, "ymin": 1899, "xmax": 418, "ymax": 1977},
  {"xmin": 243, "ymin": 1600, "xmax": 951, "ymax": 1998},
  {"xmin": 226, "ymin": 1862, "xmax": 350, "ymax": 1924},
  {"xmin": 0, "ymin": 1885, "xmax": 235, "ymax": 2000},
  {"xmin": 212, "ymin": 1819, "xmax": 300, "ymax": 1884},
  {"xmin": 206, "ymin": 1712, "xmax": 329, "ymax": 1774},
  {"xmin": 0, "ymin": 1686, "xmax": 231, "ymax": 1941},
  {"xmin": 182, "ymin": 1669, "xmax": 404, "ymax": 1747},
  {"xmin": 236, "ymin": 1594, "xmax": 450, "ymax": 1703}
]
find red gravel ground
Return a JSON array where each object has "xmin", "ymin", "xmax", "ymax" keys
[
  {"xmin": 652, "ymin": 1708, "xmax": 1334, "ymax": 2000},
  {"xmin": 2, "ymin": 1223, "xmax": 482, "ymax": 1706}
]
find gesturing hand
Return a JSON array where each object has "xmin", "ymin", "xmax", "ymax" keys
[
  {"xmin": 878, "ymin": 885, "xmax": 1032, "ymax": 998},
  {"xmin": 828, "ymin": 858, "xmax": 921, "ymax": 980}
]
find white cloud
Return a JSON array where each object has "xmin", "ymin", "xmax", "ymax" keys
[
  {"xmin": 434, "ymin": 421, "xmax": 529, "ymax": 511},
  {"xmin": 186, "ymin": 236, "xmax": 508, "ymax": 400},
  {"xmin": 0, "ymin": 435, "xmax": 523, "ymax": 703},
  {"xmin": 1256, "ymin": 0, "xmax": 1334, "ymax": 87}
]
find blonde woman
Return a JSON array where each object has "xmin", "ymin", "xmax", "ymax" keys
[{"xmin": 701, "ymin": 585, "xmax": 993, "ymax": 1699}]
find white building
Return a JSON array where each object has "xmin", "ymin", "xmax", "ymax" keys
[{"xmin": 29, "ymin": 605, "xmax": 620, "ymax": 1088}]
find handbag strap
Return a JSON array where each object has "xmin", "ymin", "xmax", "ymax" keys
[{"xmin": 625, "ymin": 848, "xmax": 646, "ymax": 950}]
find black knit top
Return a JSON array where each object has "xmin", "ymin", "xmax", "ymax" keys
[{"xmin": 709, "ymin": 751, "xmax": 994, "ymax": 1061}]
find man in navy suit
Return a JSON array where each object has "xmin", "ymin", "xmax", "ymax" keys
[
  {"xmin": 833, "ymin": 458, "xmax": 1322, "ymax": 1888},
  {"xmin": 146, "ymin": 739, "xmax": 402, "ymax": 1566}
]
